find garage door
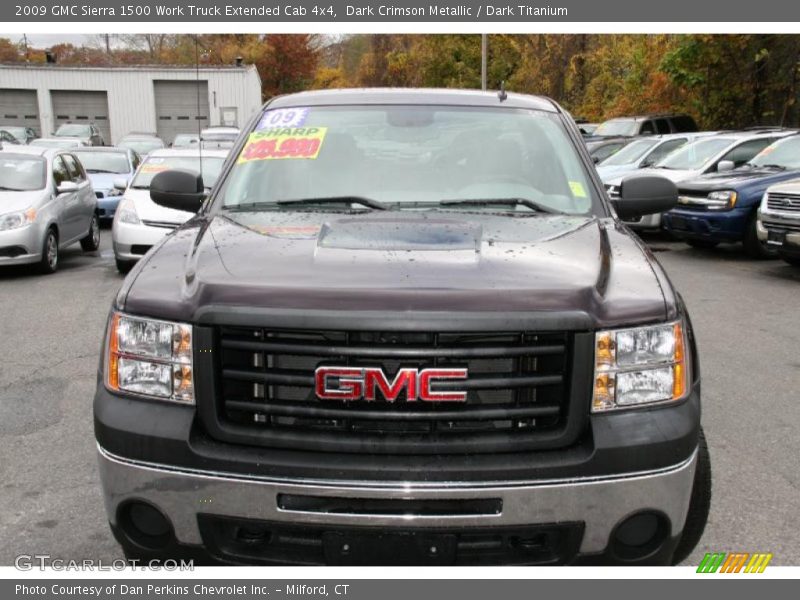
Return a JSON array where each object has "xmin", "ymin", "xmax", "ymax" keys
[
  {"xmin": 0, "ymin": 89, "xmax": 40, "ymax": 135},
  {"xmin": 153, "ymin": 80, "xmax": 209, "ymax": 145},
  {"xmin": 51, "ymin": 90, "xmax": 110, "ymax": 144}
]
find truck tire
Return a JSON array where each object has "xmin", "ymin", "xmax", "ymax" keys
[
  {"xmin": 116, "ymin": 258, "xmax": 135, "ymax": 274},
  {"xmin": 38, "ymin": 228, "xmax": 59, "ymax": 274},
  {"xmin": 781, "ymin": 255, "xmax": 800, "ymax": 267},
  {"xmin": 743, "ymin": 212, "xmax": 776, "ymax": 259},
  {"xmin": 672, "ymin": 427, "xmax": 711, "ymax": 565},
  {"xmin": 80, "ymin": 214, "xmax": 101, "ymax": 251},
  {"xmin": 686, "ymin": 240, "xmax": 718, "ymax": 250}
]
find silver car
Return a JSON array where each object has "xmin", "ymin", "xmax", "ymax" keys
[{"xmin": 0, "ymin": 146, "xmax": 100, "ymax": 273}]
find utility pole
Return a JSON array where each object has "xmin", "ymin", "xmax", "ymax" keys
[
  {"xmin": 22, "ymin": 34, "xmax": 30, "ymax": 63},
  {"xmin": 104, "ymin": 34, "xmax": 111, "ymax": 54},
  {"xmin": 481, "ymin": 34, "xmax": 487, "ymax": 90}
]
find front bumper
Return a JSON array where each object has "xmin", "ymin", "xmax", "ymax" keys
[
  {"xmin": 662, "ymin": 206, "xmax": 749, "ymax": 242},
  {"xmin": 112, "ymin": 219, "xmax": 175, "ymax": 261},
  {"xmin": 98, "ymin": 444, "xmax": 696, "ymax": 564},
  {"xmin": 758, "ymin": 211, "xmax": 800, "ymax": 256},
  {"xmin": 0, "ymin": 223, "xmax": 44, "ymax": 266}
]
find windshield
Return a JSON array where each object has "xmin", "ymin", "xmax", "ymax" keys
[
  {"xmin": 172, "ymin": 135, "xmax": 199, "ymax": 148},
  {"xmin": 131, "ymin": 155, "xmax": 225, "ymax": 189},
  {"xmin": 0, "ymin": 155, "xmax": 46, "ymax": 191},
  {"xmin": 30, "ymin": 139, "xmax": 80, "ymax": 148},
  {"xmin": 56, "ymin": 124, "xmax": 90, "ymax": 137},
  {"xmin": 593, "ymin": 119, "xmax": 638, "ymax": 137},
  {"xmin": 749, "ymin": 136, "xmax": 800, "ymax": 169},
  {"xmin": 599, "ymin": 138, "xmax": 659, "ymax": 166},
  {"xmin": 218, "ymin": 105, "xmax": 598, "ymax": 215},
  {"xmin": 120, "ymin": 138, "xmax": 163, "ymax": 155},
  {"xmin": 202, "ymin": 131, "xmax": 238, "ymax": 141},
  {"xmin": 656, "ymin": 137, "xmax": 733, "ymax": 170},
  {"xmin": 73, "ymin": 151, "xmax": 130, "ymax": 174},
  {"xmin": 2, "ymin": 127, "xmax": 26, "ymax": 140}
]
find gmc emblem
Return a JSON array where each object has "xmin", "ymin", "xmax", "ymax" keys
[{"xmin": 314, "ymin": 366, "xmax": 468, "ymax": 402}]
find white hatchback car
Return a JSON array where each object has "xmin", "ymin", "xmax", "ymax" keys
[{"xmin": 112, "ymin": 148, "xmax": 228, "ymax": 273}]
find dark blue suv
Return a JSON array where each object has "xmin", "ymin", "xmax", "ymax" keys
[{"xmin": 662, "ymin": 134, "xmax": 800, "ymax": 257}]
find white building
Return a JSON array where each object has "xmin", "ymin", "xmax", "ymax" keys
[{"xmin": 0, "ymin": 63, "xmax": 262, "ymax": 144}]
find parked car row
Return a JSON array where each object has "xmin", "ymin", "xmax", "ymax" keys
[
  {"xmin": 583, "ymin": 116, "xmax": 800, "ymax": 265},
  {"xmin": 0, "ymin": 127, "xmax": 238, "ymax": 274}
]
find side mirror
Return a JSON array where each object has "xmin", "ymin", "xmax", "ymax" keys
[
  {"xmin": 149, "ymin": 169, "xmax": 205, "ymax": 213},
  {"xmin": 113, "ymin": 178, "xmax": 128, "ymax": 191},
  {"xmin": 612, "ymin": 174, "xmax": 678, "ymax": 220},
  {"xmin": 56, "ymin": 181, "xmax": 79, "ymax": 195},
  {"xmin": 717, "ymin": 160, "xmax": 735, "ymax": 172}
]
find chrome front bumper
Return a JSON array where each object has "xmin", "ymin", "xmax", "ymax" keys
[
  {"xmin": 98, "ymin": 445, "xmax": 697, "ymax": 555},
  {"xmin": 757, "ymin": 211, "xmax": 800, "ymax": 247}
]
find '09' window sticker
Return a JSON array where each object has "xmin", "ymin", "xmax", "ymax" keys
[{"xmin": 257, "ymin": 107, "xmax": 310, "ymax": 130}]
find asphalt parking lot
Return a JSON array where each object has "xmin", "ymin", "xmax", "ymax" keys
[{"xmin": 0, "ymin": 231, "xmax": 798, "ymax": 566}]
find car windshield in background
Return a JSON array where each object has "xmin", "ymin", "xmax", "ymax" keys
[
  {"xmin": 593, "ymin": 120, "xmax": 638, "ymax": 137},
  {"xmin": 0, "ymin": 156, "xmax": 46, "ymax": 191},
  {"xmin": 749, "ymin": 136, "xmax": 800, "ymax": 170},
  {"xmin": 73, "ymin": 151, "xmax": 130, "ymax": 174},
  {"xmin": 656, "ymin": 137, "xmax": 734, "ymax": 170},
  {"xmin": 120, "ymin": 139, "xmax": 163, "ymax": 155},
  {"xmin": 131, "ymin": 155, "xmax": 225, "ymax": 189},
  {"xmin": 30, "ymin": 139, "xmax": 81, "ymax": 148},
  {"xmin": 219, "ymin": 105, "xmax": 597, "ymax": 215},
  {"xmin": 56, "ymin": 124, "xmax": 91, "ymax": 137},
  {"xmin": 172, "ymin": 135, "xmax": 199, "ymax": 148},
  {"xmin": 2, "ymin": 127, "xmax": 27, "ymax": 141},
  {"xmin": 599, "ymin": 138, "xmax": 659, "ymax": 166}
]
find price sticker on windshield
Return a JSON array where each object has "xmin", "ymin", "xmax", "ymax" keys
[{"xmin": 237, "ymin": 127, "xmax": 327, "ymax": 162}]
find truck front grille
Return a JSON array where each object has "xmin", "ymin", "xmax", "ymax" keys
[
  {"xmin": 208, "ymin": 326, "xmax": 583, "ymax": 455},
  {"xmin": 766, "ymin": 192, "xmax": 800, "ymax": 213}
]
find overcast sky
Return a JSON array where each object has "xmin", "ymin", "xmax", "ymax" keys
[{"xmin": 2, "ymin": 34, "xmax": 111, "ymax": 48}]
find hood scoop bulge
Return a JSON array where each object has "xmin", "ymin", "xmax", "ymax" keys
[{"xmin": 316, "ymin": 218, "xmax": 482, "ymax": 252}]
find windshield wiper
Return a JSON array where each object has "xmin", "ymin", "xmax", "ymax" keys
[
  {"xmin": 86, "ymin": 169, "xmax": 119, "ymax": 174},
  {"xmin": 437, "ymin": 198, "xmax": 562, "ymax": 214},
  {"xmin": 276, "ymin": 196, "xmax": 390, "ymax": 211},
  {"xmin": 755, "ymin": 164, "xmax": 787, "ymax": 171},
  {"xmin": 130, "ymin": 184, "xmax": 150, "ymax": 190}
]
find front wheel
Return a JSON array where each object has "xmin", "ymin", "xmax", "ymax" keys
[
  {"xmin": 781, "ymin": 255, "xmax": 800, "ymax": 267},
  {"xmin": 81, "ymin": 213, "xmax": 101, "ymax": 251},
  {"xmin": 743, "ymin": 213, "xmax": 777, "ymax": 259},
  {"xmin": 116, "ymin": 258, "xmax": 135, "ymax": 274},
  {"xmin": 672, "ymin": 428, "xmax": 712, "ymax": 564},
  {"xmin": 686, "ymin": 239, "xmax": 718, "ymax": 250},
  {"xmin": 38, "ymin": 228, "xmax": 59, "ymax": 274}
]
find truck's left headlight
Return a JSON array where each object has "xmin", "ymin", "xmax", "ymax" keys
[
  {"xmin": 105, "ymin": 312, "xmax": 194, "ymax": 404},
  {"xmin": 593, "ymin": 321, "xmax": 688, "ymax": 412}
]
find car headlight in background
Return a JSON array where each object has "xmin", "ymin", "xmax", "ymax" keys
[
  {"xmin": 115, "ymin": 197, "xmax": 140, "ymax": 224},
  {"xmin": 0, "ymin": 207, "xmax": 36, "ymax": 231},
  {"xmin": 106, "ymin": 187, "xmax": 124, "ymax": 197},
  {"xmin": 106, "ymin": 312, "xmax": 193, "ymax": 404},
  {"xmin": 705, "ymin": 190, "xmax": 737, "ymax": 210},
  {"xmin": 593, "ymin": 321, "xmax": 688, "ymax": 412}
]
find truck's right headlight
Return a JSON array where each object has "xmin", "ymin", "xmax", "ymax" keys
[
  {"xmin": 592, "ymin": 321, "xmax": 688, "ymax": 412},
  {"xmin": 105, "ymin": 312, "xmax": 194, "ymax": 404}
]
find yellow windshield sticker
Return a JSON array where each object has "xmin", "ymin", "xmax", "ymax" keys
[
  {"xmin": 237, "ymin": 127, "xmax": 327, "ymax": 162},
  {"xmin": 569, "ymin": 181, "xmax": 587, "ymax": 198}
]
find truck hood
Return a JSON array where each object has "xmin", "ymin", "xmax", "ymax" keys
[
  {"xmin": 120, "ymin": 210, "xmax": 674, "ymax": 329},
  {"xmin": 677, "ymin": 167, "xmax": 800, "ymax": 192}
]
